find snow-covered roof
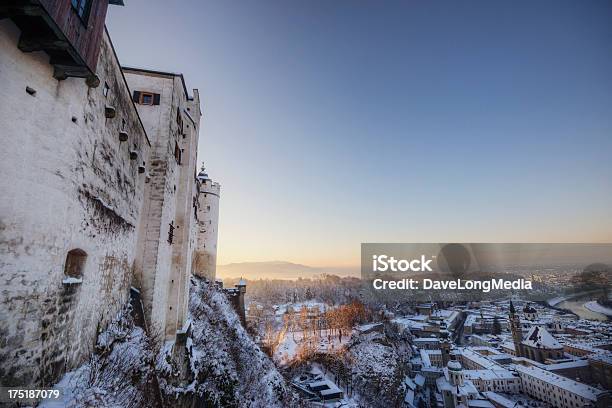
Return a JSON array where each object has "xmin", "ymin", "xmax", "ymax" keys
[
  {"xmin": 482, "ymin": 392, "xmax": 516, "ymax": 408},
  {"xmin": 522, "ymin": 326, "xmax": 562, "ymax": 350},
  {"xmin": 514, "ymin": 365, "xmax": 604, "ymax": 400},
  {"xmin": 545, "ymin": 359, "xmax": 589, "ymax": 371},
  {"xmin": 414, "ymin": 374, "xmax": 425, "ymax": 387},
  {"xmin": 447, "ymin": 360, "xmax": 462, "ymax": 371},
  {"xmin": 414, "ymin": 337, "xmax": 440, "ymax": 342},
  {"xmin": 463, "ymin": 369, "xmax": 516, "ymax": 381},
  {"xmin": 458, "ymin": 348, "xmax": 502, "ymax": 370},
  {"xmin": 404, "ymin": 376, "xmax": 416, "ymax": 390},
  {"xmin": 405, "ymin": 389, "xmax": 415, "ymax": 406},
  {"xmin": 468, "ymin": 400, "xmax": 495, "ymax": 408}
]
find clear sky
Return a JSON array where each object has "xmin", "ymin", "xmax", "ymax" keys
[{"xmin": 107, "ymin": 1, "xmax": 612, "ymax": 267}]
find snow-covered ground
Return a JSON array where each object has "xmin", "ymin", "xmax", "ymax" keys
[
  {"xmin": 584, "ymin": 301, "xmax": 612, "ymax": 316},
  {"xmin": 274, "ymin": 328, "xmax": 352, "ymax": 365}
]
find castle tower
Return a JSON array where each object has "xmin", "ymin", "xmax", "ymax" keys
[
  {"xmin": 194, "ymin": 166, "xmax": 220, "ymax": 280},
  {"xmin": 509, "ymin": 301, "xmax": 523, "ymax": 357}
]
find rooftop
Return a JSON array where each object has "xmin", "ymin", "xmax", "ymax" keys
[
  {"xmin": 514, "ymin": 364, "xmax": 604, "ymax": 400},
  {"xmin": 522, "ymin": 326, "xmax": 562, "ymax": 350}
]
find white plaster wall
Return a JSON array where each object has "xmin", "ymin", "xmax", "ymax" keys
[
  {"xmin": 0, "ymin": 21, "xmax": 149, "ymax": 386},
  {"xmin": 124, "ymin": 72, "xmax": 201, "ymax": 340},
  {"xmin": 195, "ymin": 179, "xmax": 220, "ymax": 281}
]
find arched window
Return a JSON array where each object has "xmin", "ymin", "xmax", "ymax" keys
[{"xmin": 64, "ymin": 249, "xmax": 87, "ymax": 278}]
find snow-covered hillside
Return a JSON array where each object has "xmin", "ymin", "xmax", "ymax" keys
[
  {"xmin": 181, "ymin": 277, "xmax": 299, "ymax": 407},
  {"xmin": 39, "ymin": 304, "xmax": 160, "ymax": 408}
]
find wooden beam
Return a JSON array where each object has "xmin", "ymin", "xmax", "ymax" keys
[
  {"xmin": 53, "ymin": 64, "xmax": 89, "ymax": 80},
  {"xmin": 0, "ymin": 4, "xmax": 44, "ymax": 18},
  {"xmin": 18, "ymin": 35, "xmax": 69, "ymax": 52}
]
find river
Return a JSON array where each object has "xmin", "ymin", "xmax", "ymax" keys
[{"xmin": 557, "ymin": 296, "xmax": 610, "ymax": 321}]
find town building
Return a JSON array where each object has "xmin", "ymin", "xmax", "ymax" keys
[
  {"xmin": 521, "ymin": 326, "xmax": 565, "ymax": 363},
  {"xmin": 515, "ymin": 364, "xmax": 610, "ymax": 408},
  {"xmin": 437, "ymin": 360, "xmax": 480, "ymax": 408}
]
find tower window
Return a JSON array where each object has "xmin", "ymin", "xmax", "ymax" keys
[{"xmin": 64, "ymin": 249, "xmax": 87, "ymax": 278}]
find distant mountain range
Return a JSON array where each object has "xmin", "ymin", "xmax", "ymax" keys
[{"xmin": 217, "ymin": 261, "xmax": 359, "ymax": 280}]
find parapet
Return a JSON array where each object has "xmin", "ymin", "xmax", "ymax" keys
[{"xmin": 200, "ymin": 180, "xmax": 221, "ymax": 196}]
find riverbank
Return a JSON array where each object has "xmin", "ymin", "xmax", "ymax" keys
[{"xmin": 584, "ymin": 301, "xmax": 612, "ymax": 317}]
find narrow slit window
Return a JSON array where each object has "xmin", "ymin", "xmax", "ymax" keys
[{"xmin": 168, "ymin": 222, "xmax": 175, "ymax": 244}]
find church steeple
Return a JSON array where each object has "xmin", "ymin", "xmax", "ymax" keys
[{"xmin": 509, "ymin": 301, "xmax": 523, "ymax": 358}]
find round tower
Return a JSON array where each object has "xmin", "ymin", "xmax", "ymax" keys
[
  {"xmin": 447, "ymin": 360, "xmax": 464, "ymax": 386},
  {"xmin": 194, "ymin": 165, "xmax": 220, "ymax": 280}
]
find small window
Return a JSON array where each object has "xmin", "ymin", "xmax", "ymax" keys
[
  {"xmin": 64, "ymin": 249, "xmax": 87, "ymax": 278},
  {"xmin": 133, "ymin": 91, "xmax": 160, "ymax": 105},
  {"xmin": 103, "ymin": 82, "xmax": 110, "ymax": 98},
  {"xmin": 140, "ymin": 92, "xmax": 154, "ymax": 105},
  {"xmin": 71, "ymin": 0, "xmax": 91, "ymax": 22}
]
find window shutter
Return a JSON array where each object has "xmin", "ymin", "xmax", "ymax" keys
[
  {"xmin": 133, "ymin": 91, "xmax": 141, "ymax": 103},
  {"xmin": 153, "ymin": 94, "xmax": 161, "ymax": 105}
]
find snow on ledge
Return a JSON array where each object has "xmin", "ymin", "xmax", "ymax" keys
[{"xmin": 62, "ymin": 277, "xmax": 83, "ymax": 285}]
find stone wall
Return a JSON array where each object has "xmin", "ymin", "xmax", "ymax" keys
[
  {"xmin": 124, "ymin": 70, "xmax": 201, "ymax": 342},
  {"xmin": 0, "ymin": 21, "xmax": 150, "ymax": 386}
]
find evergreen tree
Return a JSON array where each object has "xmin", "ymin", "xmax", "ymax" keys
[{"xmin": 492, "ymin": 315, "xmax": 502, "ymax": 335}]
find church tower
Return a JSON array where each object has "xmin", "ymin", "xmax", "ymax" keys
[
  {"xmin": 441, "ymin": 335, "xmax": 451, "ymax": 366},
  {"xmin": 509, "ymin": 301, "xmax": 523, "ymax": 357}
]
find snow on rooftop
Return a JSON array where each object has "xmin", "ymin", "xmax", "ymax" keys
[
  {"xmin": 463, "ymin": 369, "xmax": 516, "ymax": 381},
  {"xmin": 458, "ymin": 348, "xmax": 502, "ymax": 370},
  {"xmin": 468, "ymin": 400, "xmax": 495, "ymax": 408},
  {"xmin": 414, "ymin": 374, "xmax": 425, "ymax": 387},
  {"xmin": 544, "ymin": 359, "xmax": 589, "ymax": 370},
  {"xmin": 404, "ymin": 376, "xmax": 416, "ymax": 390},
  {"xmin": 482, "ymin": 392, "xmax": 516, "ymax": 408},
  {"xmin": 514, "ymin": 364, "xmax": 604, "ymax": 400},
  {"xmin": 522, "ymin": 326, "xmax": 562, "ymax": 349}
]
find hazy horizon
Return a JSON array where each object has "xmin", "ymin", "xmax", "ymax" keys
[{"xmin": 108, "ymin": 1, "xmax": 612, "ymax": 267}]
